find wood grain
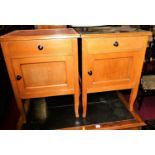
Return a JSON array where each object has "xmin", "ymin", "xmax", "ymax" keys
[
  {"xmin": 0, "ymin": 28, "xmax": 79, "ymax": 41},
  {"xmin": 81, "ymin": 32, "xmax": 151, "ymax": 117},
  {"xmin": 0, "ymin": 28, "xmax": 80, "ymax": 126},
  {"xmin": 85, "ymin": 36, "xmax": 146, "ymax": 54},
  {"xmin": 35, "ymin": 25, "xmax": 67, "ymax": 29},
  {"xmin": 7, "ymin": 39, "xmax": 73, "ymax": 58},
  {"xmin": 12, "ymin": 56, "xmax": 74, "ymax": 99}
]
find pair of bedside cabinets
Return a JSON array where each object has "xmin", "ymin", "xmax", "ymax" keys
[{"xmin": 0, "ymin": 28, "xmax": 151, "ymax": 123}]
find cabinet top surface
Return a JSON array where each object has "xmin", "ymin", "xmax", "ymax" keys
[
  {"xmin": 74, "ymin": 26, "xmax": 152, "ymax": 38},
  {"xmin": 0, "ymin": 28, "xmax": 80, "ymax": 41}
]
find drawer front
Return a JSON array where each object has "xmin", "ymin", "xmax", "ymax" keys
[
  {"xmin": 7, "ymin": 39, "xmax": 73, "ymax": 57},
  {"xmin": 85, "ymin": 36, "xmax": 147, "ymax": 54}
]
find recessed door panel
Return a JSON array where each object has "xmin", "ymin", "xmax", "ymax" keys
[
  {"xmin": 93, "ymin": 57, "xmax": 133, "ymax": 82},
  {"xmin": 21, "ymin": 61, "xmax": 67, "ymax": 87},
  {"xmin": 12, "ymin": 56, "xmax": 74, "ymax": 98},
  {"xmin": 87, "ymin": 51, "xmax": 141, "ymax": 92}
]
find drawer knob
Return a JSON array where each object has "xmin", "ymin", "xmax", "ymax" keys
[
  {"xmin": 16, "ymin": 75, "xmax": 22, "ymax": 80},
  {"xmin": 113, "ymin": 41, "xmax": 119, "ymax": 47},
  {"xmin": 88, "ymin": 70, "xmax": 93, "ymax": 76},
  {"xmin": 38, "ymin": 45, "xmax": 44, "ymax": 50}
]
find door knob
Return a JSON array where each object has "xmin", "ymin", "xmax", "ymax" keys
[
  {"xmin": 113, "ymin": 41, "xmax": 119, "ymax": 47},
  {"xmin": 38, "ymin": 45, "xmax": 44, "ymax": 50},
  {"xmin": 16, "ymin": 75, "xmax": 22, "ymax": 80},
  {"xmin": 88, "ymin": 70, "xmax": 92, "ymax": 76}
]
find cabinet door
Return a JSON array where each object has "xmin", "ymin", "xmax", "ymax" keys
[
  {"xmin": 12, "ymin": 56, "xmax": 74, "ymax": 98},
  {"xmin": 87, "ymin": 51, "xmax": 142, "ymax": 93}
]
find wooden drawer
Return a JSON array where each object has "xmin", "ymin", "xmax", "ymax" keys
[
  {"xmin": 85, "ymin": 36, "xmax": 147, "ymax": 54},
  {"xmin": 7, "ymin": 39, "xmax": 73, "ymax": 57}
]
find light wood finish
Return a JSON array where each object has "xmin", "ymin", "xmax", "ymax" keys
[
  {"xmin": 80, "ymin": 31, "xmax": 152, "ymax": 38},
  {"xmin": 16, "ymin": 99, "xmax": 31, "ymax": 130},
  {"xmin": 0, "ymin": 28, "xmax": 80, "ymax": 124},
  {"xmin": 7, "ymin": 39, "xmax": 73, "ymax": 58},
  {"xmin": 62, "ymin": 120, "xmax": 143, "ymax": 130},
  {"xmin": 35, "ymin": 25, "xmax": 66, "ymax": 29},
  {"xmin": 81, "ymin": 30, "xmax": 151, "ymax": 117},
  {"xmin": 85, "ymin": 36, "xmax": 146, "ymax": 54},
  {"xmin": 0, "ymin": 28, "xmax": 79, "ymax": 41},
  {"xmin": 12, "ymin": 56, "xmax": 74, "ymax": 99}
]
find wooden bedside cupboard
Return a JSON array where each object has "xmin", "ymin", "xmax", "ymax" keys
[
  {"xmin": 77, "ymin": 27, "xmax": 152, "ymax": 118},
  {"xmin": 0, "ymin": 28, "xmax": 80, "ymax": 124}
]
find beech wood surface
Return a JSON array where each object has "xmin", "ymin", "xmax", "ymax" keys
[
  {"xmin": 0, "ymin": 28, "xmax": 80, "ymax": 125},
  {"xmin": 0, "ymin": 28, "xmax": 79, "ymax": 41},
  {"xmin": 81, "ymin": 30, "xmax": 151, "ymax": 117},
  {"xmin": 35, "ymin": 25, "xmax": 66, "ymax": 29}
]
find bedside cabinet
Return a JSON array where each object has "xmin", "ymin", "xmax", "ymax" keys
[
  {"xmin": 77, "ymin": 27, "xmax": 152, "ymax": 117},
  {"xmin": 0, "ymin": 28, "xmax": 80, "ymax": 123}
]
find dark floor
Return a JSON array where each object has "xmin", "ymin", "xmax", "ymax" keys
[
  {"xmin": 22, "ymin": 92, "xmax": 134, "ymax": 130},
  {"xmin": 1, "ymin": 91, "xmax": 155, "ymax": 130}
]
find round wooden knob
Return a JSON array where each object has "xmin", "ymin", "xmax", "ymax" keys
[
  {"xmin": 16, "ymin": 75, "xmax": 22, "ymax": 80},
  {"xmin": 38, "ymin": 45, "xmax": 44, "ymax": 50},
  {"xmin": 88, "ymin": 70, "xmax": 92, "ymax": 76},
  {"xmin": 113, "ymin": 41, "xmax": 119, "ymax": 47}
]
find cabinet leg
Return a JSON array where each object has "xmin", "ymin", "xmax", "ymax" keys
[
  {"xmin": 16, "ymin": 113, "xmax": 26, "ymax": 129},
  {"xmin": 82, "ymin": 93, "xmax": 87, "ymax": 118},
  {"xmin": 129, "ymin": 86, "xmax": 139, "ymax": 111},
  {"xmin": 74, "ymin": 93, "xmax": 80, "ymax": 118},
  {"xmin": 16, "ymin": 98, "xmax": 27, "ymax": 126}
]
